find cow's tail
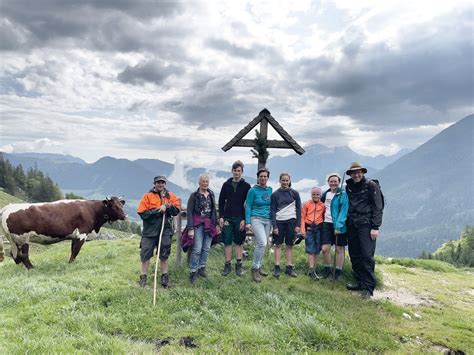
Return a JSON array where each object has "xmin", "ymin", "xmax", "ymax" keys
[{"xmin": 0, "ymin": 206, "xmax": 5, "ymax": 262}]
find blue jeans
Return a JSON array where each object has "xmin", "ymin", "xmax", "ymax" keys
[
  {"xmin": 251, "ymin": 216, "xmax": 271, "ymax": 269},
  {"xmin": 190, "ymin": 225, "xmax": 212, "ymax": 272}
]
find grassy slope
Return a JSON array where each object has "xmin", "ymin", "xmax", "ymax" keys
[
  {"xmin": 0, "ymin": 191, "xmax": 472, "ymax": 352},
  {"xmin": 0, "ymin": 239, "xmax": 472, "ymax": 353},
  {"xmin": 0, "ymin": 190, "xmax": 23, "ymax": 206}
]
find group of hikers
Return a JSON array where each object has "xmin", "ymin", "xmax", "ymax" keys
[{"xmin": 136, "ymin": 160, "xmax": 384, "ymax": 299}]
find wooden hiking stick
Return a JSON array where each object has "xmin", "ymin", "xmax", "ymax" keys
[
  {"xmin": 153, "ymin": 209, "xmax": 166, "ymax": 306},
  {"xmin": 331, "ymin": 233, "xmax": 338, "ymax": 289}
]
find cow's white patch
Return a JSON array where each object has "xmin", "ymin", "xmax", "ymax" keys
[{"xmin": 1, "ymin": 200, "xmax": 83, "ymax": 235}]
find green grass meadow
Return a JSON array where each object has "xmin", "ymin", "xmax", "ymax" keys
[{"xmin": 1, "ymin": 234, "xmax": 472, "ymax": 353}]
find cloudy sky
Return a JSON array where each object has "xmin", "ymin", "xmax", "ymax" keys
[{"xmin": 0, "ymin": 0, "xmax": 472, "ymax": 169}]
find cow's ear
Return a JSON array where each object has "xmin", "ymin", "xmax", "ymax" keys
[
  {"xmin": 120, "ymin": 199, "xmax": 125, "ymax": 205},
  {"xmin": 102, "ymin": 199, "xmax": 109, "ymax": 206}
]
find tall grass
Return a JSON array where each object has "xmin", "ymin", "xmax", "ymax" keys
[{"xmin": 0, "ymin": 239, "xmax": 398, "ymax": 353}]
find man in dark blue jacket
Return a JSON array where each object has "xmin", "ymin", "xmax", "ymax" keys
[
  {"xmin": 345, "ymin": 162, "xmax": 384, "ymax": 298},
  {"xmin": 218, "ymin": 160, "xmax": 251, "ymax": 276}
]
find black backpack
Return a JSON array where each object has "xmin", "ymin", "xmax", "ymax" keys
[{"xmin": 367, "ymin": 179, "xmax": 385, "ymax": 210}]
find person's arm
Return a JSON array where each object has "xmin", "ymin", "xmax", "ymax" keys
[
  {"xmin": 295, "ymin": 191, "xmax": 301, "ymax": 229},
  {"xmin": 186, "ymin": 193, "xmax": 195, "ymax": 228},
  {"xmin": 270, "ymin": 192, "xmax": 278, "ymax": 229},
  {"xmin": 218, "ymin": 183, "xmax": 226, "ymax": 220},
  {"xmin": 137, "ymin": 194, "xmax": 158, "ymax": 220},
  {"xmin": 300, "ymin": 202, "xmax": 307, "ymax": 235},
  {"xmin": 333, "ymin": 192, "xmax": 349, "ymax": 233},
  {"xmin": 368, "ymin": 182, "xmax": 383, "ymax": 229},
  {"xmin": 245, "ymin": 188, "xmax": 254, "ymax": 225},
  {"xmin": 167, "ymin": 193, "xmax": 181, "ymax": 217}
]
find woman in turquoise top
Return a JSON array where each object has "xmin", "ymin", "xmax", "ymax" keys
[{"xmin": 245, "ymin": 167, "xmax": 273, "ymax": 283}]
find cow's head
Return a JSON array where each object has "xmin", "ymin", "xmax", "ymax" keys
[{"xmin": 103, "ymin": 197, "xmax": 126, "ymax": 221}]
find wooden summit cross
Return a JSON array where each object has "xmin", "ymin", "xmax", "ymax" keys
[{"xmin": 222, "ymin": 108, "xmax": 305, "ymax": 170}]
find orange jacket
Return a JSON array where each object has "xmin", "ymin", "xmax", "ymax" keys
[
  {"xmin": 137, "ymin": 189, "xmax": 180, "ymax": 213},
  {"xmin": 301, "ymin": 200, "xmax": 325, "ymax": 233}
]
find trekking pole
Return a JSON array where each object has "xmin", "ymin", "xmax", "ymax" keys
[
  {"xmin": 331, "ymin": 233, "xmax": 338, "ymax": 289},
  {"xmin": 153, "ymin": 209, "xmax": 166, "ymax": 306},
  {"xmin": 331, "ymin": 171, "xmax": 345, "ymax": 289}
]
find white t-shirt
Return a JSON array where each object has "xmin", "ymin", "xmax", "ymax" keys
[{"xmin": 324, "ymin": 191, "xmax": 335, "ymax": 223}]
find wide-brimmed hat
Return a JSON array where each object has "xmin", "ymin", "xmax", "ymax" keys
[
  {"xmin": 153, "ymin": 175, "xmax": 167, "ymax": 184},
  {"xmin": 346, "ymin": 162, "xmax": 367, "ymax": 175}
]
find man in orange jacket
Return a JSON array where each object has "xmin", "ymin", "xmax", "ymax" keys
[{"xmin": 137, "ymin": 175, "xmax": 180, "ymax": 288}]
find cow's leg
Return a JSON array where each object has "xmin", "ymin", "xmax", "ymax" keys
[
  {"xmin": 0, "ymin": 235, "xmax": 4, "ymax": 262},
  {"xmin": 69, "ymin": 238, "xmax": 86, "ymax": 263},
  {"xmin": 20, "ymin": 243, "xmax": 34, "ymax": 270}
]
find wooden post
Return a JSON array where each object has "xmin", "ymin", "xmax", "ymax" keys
[
  {"xmin": 258, "ymin": 119, "xmax": 269, "ymax": 170},
  {"xmin": 175, "ymin": 199, "xmax": 183, "ymax": 267}
]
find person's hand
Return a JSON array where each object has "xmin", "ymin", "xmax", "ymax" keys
[
  {"xmin": 273, "ymin": 228, "xmax": 279, "ymax": 235},
  {"xmin": 219, "ymin": 218, "xmax": 224, "ymax": 228},
  {"xmin": 239, "ymin": 220, "xmax": 245, "ymax": 231},
  {"xmin": 246, "ymin": 224, "xmax": 252, "ymax": 233},
  {"xmin": 295, "ymin": 226, "xmax": 300, "ymax": 234},
  {"xmin": 370, "ymin": 229, "xmax": 379, "ymax": 240},
  {"xmin": 302, "ymin": 233, "xmax": 306, "ymax": 239},
  {"xmin": 188, "ymin": 229, "xmax": 195, "ymax": 238},
  {"xmin": 216, "ymin": 225, "xmax": 221, "ymax": 234},
  {"xmin": 334, "ymin": 229, "xmax": 341, "ymax": 236},
  {"xmin": 159, "ymin": 204, "xmax": 167, "ymax": 213}
]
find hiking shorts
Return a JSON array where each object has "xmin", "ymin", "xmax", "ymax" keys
[
  {"xmin": 305, "ymin": 228, "xmax": 321, "ymax": 255},
  {"xmin": 140, "ymin": 228, "xmax": 172, "ymax": 262},
  {"xmin": 321, "ymin": 222, "xmax": 348, "ymax": 246},
  {"xmin": 221, "ymin": 216, "xmax": 246, "ymax": 246},
  {"xmin": 273, "ymin": 219, "xmax": 296, "ymax": 246}
]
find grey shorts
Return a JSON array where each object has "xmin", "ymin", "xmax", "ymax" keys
[{"xmin": 140, "ymin": 228, "xmax": 172, "ymax": 262}]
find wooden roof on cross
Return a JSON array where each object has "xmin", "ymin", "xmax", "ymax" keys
[{"xmin": 221, "ymin": 108, "xmax": 305, "ymax": 155}]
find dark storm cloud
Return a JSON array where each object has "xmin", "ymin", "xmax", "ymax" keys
[
  {"xmin": 294, "ymin": 10, "xmax": 474, "ymax": 127},
  {"xmin": 164, "ymin": 75, "xmax": 272, "ymax": 129},
  {"xmin": 0, "ymin": 0, "xmax": 187, "ymax": 52},
  {"xmin": 118, "ymin": 60, "xmax": 184, "ymax": 86}
]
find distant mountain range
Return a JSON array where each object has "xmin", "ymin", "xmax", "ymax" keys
[
  {"xmin": 247, "ymin": 144, "xmax": 410, "ymax": 183},
  {"xmin": 2, "ymin": 115, "xmax": 472, "ymax": 257},
  {"xmin": 374, "ymin": 114, "xmax": 474, "ymax": 257}
]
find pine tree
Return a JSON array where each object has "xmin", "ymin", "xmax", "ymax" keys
[{"xmin": 251, "ymin": 129, "xmax": 270, "ymax": 169}]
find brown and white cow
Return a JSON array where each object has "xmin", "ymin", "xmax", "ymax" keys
[{"xmin": 0, "ymin": 197, "xmax": 126, "ymax": 269}]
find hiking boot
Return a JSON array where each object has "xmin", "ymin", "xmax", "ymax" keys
[
  {"xmin": 285, "ymin": 265, "xmax": 297, "ymax": 278},
  {"xmin": 308, "ymin": 268, "xmax": 320, "ymax": 281},
  {"xmin": 273, "ymin": 265, "xmax": 281, "ymax": 278},
  {"xmin": 259, "ymin": 268, "xmax": 269, "ymax": 277},
  {"xmin": 222, "ymin": 262, "xmax": 231, "ymax": 276},
  {"xmin": 139, "ymin": 274, "xmax": 147, "ymax": 288},
  {"xmin": 322, "ymin": 267, "xmax": 331, "ymax": 279},
  {"xmin": 346, "ymin": 282, "xmax": 363, "ymax": 291},
  {"xmin": 360, "ymin": 289, "xmax": 373, "ymax": 299},
  {"xmin": 189, "ymin": 271, "xmax": 198, "ymax": 285},
  {"xmin": 198, "ymin": 267, "xmax": 208, "ymax": 278},
  {"xmin": 251, "ymin": 268, "xmax": 262, "ymax": 283},
  {"xmin": 161, "ymin": 273, "xmax": 169, "ymax": 288},
  {"xmin": 331, "ymin": 269, "xmax": 342, "ymax": 282},
  {"xmin": 235, "ymin": 262, "xmax": 243, "ymax": 277}
]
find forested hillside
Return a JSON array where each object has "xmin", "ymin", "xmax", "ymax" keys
[
  {"xmin": 0, "ymin": 154, "xmax": 62, "ymax": 202},
  {"xmin": 420, "ymin": 226, "xmax": 474, "ymax": 267}
]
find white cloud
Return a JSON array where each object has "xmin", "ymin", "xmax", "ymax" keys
[{"xmin": 0, "ymin": 0, "xmax": 472, "ymax": 167}]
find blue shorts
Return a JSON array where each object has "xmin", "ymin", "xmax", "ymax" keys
[{"xmin": 305, "ymin": 229, "xmax": 321, "ymax": 255}]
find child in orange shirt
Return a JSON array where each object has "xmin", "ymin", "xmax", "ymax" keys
[{"xmin": 300, "ymin": 187, "xmax": 325, "ymax": 280}]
